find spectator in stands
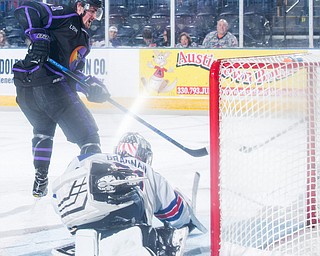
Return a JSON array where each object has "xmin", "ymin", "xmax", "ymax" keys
[
  {"xmin": 91, "ymin": 36, "xmax": 105, "ymax": 47},
  {"xmin": 157, "ymin": 27, "xmax": 171, "ymax": 47},
  {"xmin": 142, "ymin": 27, "xmax": 157, "ymax": 47},
  {"xmin": 0, "ymin": 30, "xmax": 10, "ymax": 48},
  {"xmin": 175, "ymin": 32, "xmax": 197, "ymax": 48},
  {"xmin": 91, "ymin": 26, "xmax": 121, "ymax": 48},
  {"xmin": 108, "ymin": 25, "xmax": 121, "ymax": 47},
  {"xmin": 202, "ymin": 19, "xmax": 238, "ymax": 48}
]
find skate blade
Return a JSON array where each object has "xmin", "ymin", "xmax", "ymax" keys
[{"xmin": 32, "ymin": 188, "xmax": 48, "ymax": 198}]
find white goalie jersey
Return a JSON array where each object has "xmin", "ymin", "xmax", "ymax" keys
[{"xmin": 52, "ymin": 153, "xmax": 192, "ymax": 230}]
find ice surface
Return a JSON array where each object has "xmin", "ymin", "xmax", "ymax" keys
[{"xmin": 0, "ymin": 107, "xmax": 210, "ymax": 256}]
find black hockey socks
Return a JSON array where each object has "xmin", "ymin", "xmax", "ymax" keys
[
  {"xmin": 32, "ymin": 134, "xmax": 53, "ymax": 170},
  {"xmin": 32, "ymin": 134, "xmax": 53, "ymax": 197}
]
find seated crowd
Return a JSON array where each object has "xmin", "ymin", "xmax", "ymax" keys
[
  {"xmin": 0, "ymin": 0, "xmax": 239, "ymax": 49},
  {"xmin": 91, "ymin": 18, "xmax": 238, "ymax": 48}
]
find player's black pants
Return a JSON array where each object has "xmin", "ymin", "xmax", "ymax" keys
[{"xmin": 16, "ymin": 82, "xmax": 101, "ymax": 169}]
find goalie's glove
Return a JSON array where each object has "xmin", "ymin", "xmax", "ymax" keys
[
  {"xmin": 84, "ymin": 75, "xmax": 110, "ymax": 103},
  {"xmin": 105, "ymin": 189, "xmax": 140, "ymax": 205},
  {"xmin": 90, "ymin": 163, "xmax": 145, "ymax": 205},
  {"xmin": 26, "ymin": 29, "xmax": 50, "ymax": 65}
]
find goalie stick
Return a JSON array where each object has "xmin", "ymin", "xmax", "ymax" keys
[
  {"xmin": 188, "ymin": 172, "xmax": 207, "ymax": 234},
  {"xmin": 192, "ymin": 172, "xmax": 200, "ymax": 214},
  {"xmin": 48, "ymin": 58, "xmax": 208, "ymax": 158},
  {"xmin": 176, "ymin": 172, "xmax": 207, "ymax": 234},
  {"xmin": 239, "ymin": 118, "xmax": 306, "ymax": 153}
]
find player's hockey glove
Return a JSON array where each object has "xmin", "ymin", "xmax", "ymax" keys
[
  {"xmin": 25, "ymin": 28, "xmax": 50, "ymax": 65},
  {"xmin": 84, "ymin": 75, "xmax": 110, "ymax": 103}
]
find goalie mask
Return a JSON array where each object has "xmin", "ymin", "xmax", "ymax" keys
[{"xmin": 115, "ymin": 132, "xmax": 153, "ymax": 165}]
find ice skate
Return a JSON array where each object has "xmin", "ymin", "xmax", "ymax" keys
[
  {"xmin": 32, "ymin": 167, "xmax": 48, "ymax": 198},
  {"xmin": 156, "ymin": 222, "xmax": 189, "ymax": 256}
]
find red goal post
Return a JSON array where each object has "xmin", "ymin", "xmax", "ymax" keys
[{"xmin": 209, "ymin": 53, "xmax": 320, "ymax": 256}]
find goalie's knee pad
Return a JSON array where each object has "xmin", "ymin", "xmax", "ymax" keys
[
  {"xmin": 32, "ymin": 134, "xmax": 53, "ymax": 169},
  {"xmin": 80, "ymin": 143, "xmax": 101, "ymax": 154}
]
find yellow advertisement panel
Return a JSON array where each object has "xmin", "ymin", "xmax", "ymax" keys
[
  {"xmin": 139, "ymin": 49, "xmax": 307, "ymax": 99},
  {"xmin": 140, "ymin": 49, "xmax": 212, "ymax": 97}
]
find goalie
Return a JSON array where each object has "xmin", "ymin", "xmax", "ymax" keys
[
  {"xmin": 12, "ymin": 0, "xmax": 110, "ymax": 198},
  {"xmin": 52, "ymin": 132, "xmax": 206, "ymax": 256}
]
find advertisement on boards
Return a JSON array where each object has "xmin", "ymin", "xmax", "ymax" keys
[
  {"xmin": 139, "ymin": 49, "xmax": 308, "ymax": 99},
  {"xmin": 139, "ymin": 49, "xmax": 213, "ymax": 97},
  {"xmin": 0, "ymin": 48, "xmax": 314, "ymax": 110},
  {"xmin": 0, "ymin": 49, "xmax": 25, "ymax": 96}
]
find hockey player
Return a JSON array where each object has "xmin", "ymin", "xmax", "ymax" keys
[
  {"xmin": 12, "ymin": 0, "xmax": 109, "ymax": 198},
  {"xmin": 52, "ymin": 132, "xmax": 206, "ymax": 256}
]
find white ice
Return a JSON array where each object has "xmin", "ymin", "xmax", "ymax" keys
[{"xmin": 0, "ymin": 106, "xmax": 211, "ymax": 256}]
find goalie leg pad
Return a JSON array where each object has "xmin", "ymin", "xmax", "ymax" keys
[
  {"xmin": 75, "ymin": 229, "xmax": 99, "ymax": 256},
  {"xmin": 99, "ymin": 226, "xmax": 153, "ymax": 256},
  {"xmin": 52, "ymin": 227, "xmax": 155, "ymax": 256}
]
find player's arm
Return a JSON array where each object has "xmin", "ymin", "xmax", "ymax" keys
[
  {"xmin": 14, "ymin": 1, "xmax": 51, "ymax": 30},
  {"xmin": 14, "ymin": 1, "xmax": 51, "ymax": 65},
  {"xmin": 68, "ymin": 72, "xmax": 110, "ymax": 103}
]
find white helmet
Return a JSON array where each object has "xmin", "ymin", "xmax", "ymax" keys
[{"xmin": 115, "ymin": 132, "xmax": 153, "ymax": 165}]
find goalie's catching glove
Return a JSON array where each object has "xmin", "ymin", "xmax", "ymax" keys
[
  {"xmin": 26, "ymin": 29, "xmax": 50, "ymax": 65},
  {"xmin": 90, "ymin": 162, "xmax": 144, "ymax": 205},
  {"xmin": 84, "ymin": 75, "xmax": 110, "ymax": 103}
]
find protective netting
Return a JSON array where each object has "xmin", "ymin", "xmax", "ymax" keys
[{"xmin": 213, "ymin": 53, "xmax": 320, "ymax": 255}]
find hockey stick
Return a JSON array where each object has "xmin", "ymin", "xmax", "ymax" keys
[
  {"xmin": 192, "ymin": 172, "xmax": 200, "ymax": 213},
  {"xmin": 186, "ymin": 171, "xmax": 207, "ymax": 234},
  {"xmin": 239, "ymin": 118, "xmax": 306, "ymax": 153},
  {"xmin": 48, "ymin": 58, "xmax": 208, "ymax": 157}
]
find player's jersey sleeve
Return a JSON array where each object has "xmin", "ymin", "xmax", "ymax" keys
[
  {"xmin": 146, "ymin": 169, "xmax": 192, "ymax": 228},
  {"xmin": 14, "ymin": 2, "xmax": 89, "ymax": 72},
  {"xmin": 14, "ymin": 2, "xmax": 78, "ymax": 32},
  {"xmin": 105, "ymin": 154, "xmax": 193, "ymax": 228},
  {"xmin": 14, "ymin": 1, "xmax": 50, "ymax": 31}
]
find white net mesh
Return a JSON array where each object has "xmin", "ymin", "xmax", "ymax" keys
[{"xmin": 215, "ymin": 53, "xmax": 320, "ymax": 255}]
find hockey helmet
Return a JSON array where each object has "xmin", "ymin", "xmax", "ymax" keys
[
  {"xmin": 115, "ymin": 132, "xmax": 153, "ymax": 165},
  {"xmin": 73, "ymin": 0, "xmax": 103, "ymax": 20},
  {"xmin": 84, "ymin": 0, "xmax": 102, "ymax": 8}
]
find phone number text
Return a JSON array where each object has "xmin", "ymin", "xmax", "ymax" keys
[{"xmin": 176, "ymin": 86, "xmax": 209, "ymax": 95}]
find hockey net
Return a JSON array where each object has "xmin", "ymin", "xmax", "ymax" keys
[{"xmin": 209, "ymin": 53, "xmax": 320, "ymax": 256}]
